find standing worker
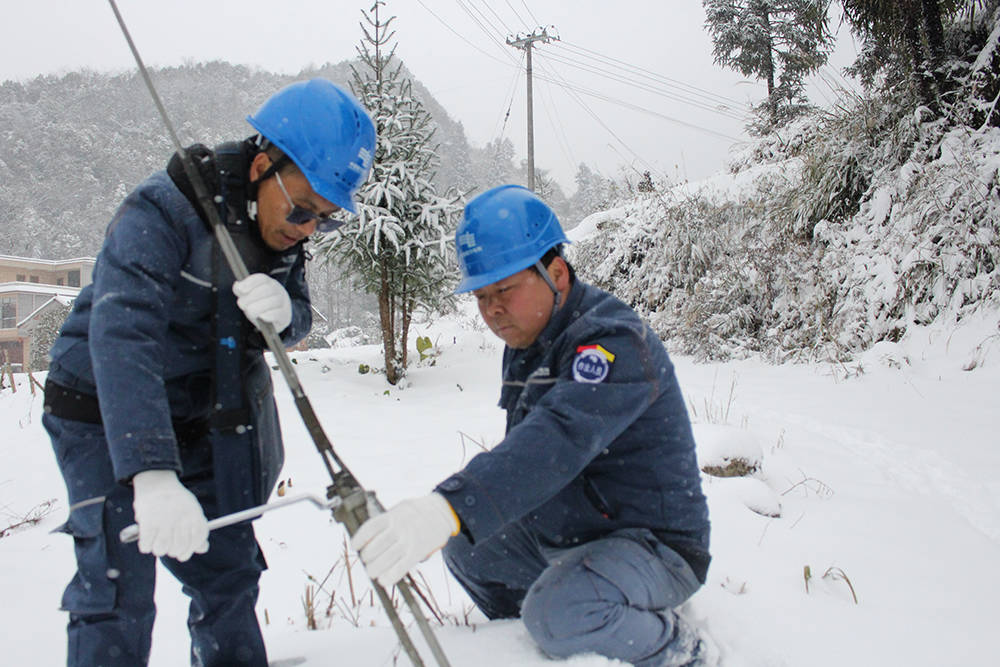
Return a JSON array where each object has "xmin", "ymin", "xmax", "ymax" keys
[
  {"xmin": 352, "ymin": 185, "xmax": 712, "ymax": 666},
  {"xmin": 43, "ymin": 79, "xmax": 375, "ymax": 666}
]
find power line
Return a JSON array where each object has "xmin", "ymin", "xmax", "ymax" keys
[
  {"xmin": 556, "ymin": 39, "xmax": 746, "ymax": 109},
  {"xmin": 535, "ymin": 66, "xmax": 578, "ymax": 173},
  {"xmin": 548, "ymin": 44, "xmax": 747, "ymax": 118},
  {"xmin": 492, "ymin": 51, "xmax": 525, "ymax": 141},
  {"xmin": 456, "ymin": 10, "xmax": 746, "ymax": 138},
  {"xmin": 414, "ymin": 0, "xmax": 513, "ymax": 67},
  {"xmin": 532, "ymin": 62, "xmax": 742, "ymax": 143},
  {"xmin": 471, "ymin": 0, "xmax": 516, "ymax": 35},
  {"xmin": 519, "ymin": 0, "xmax": 541, "ymax": 28},
  {"xmin": 453, "ymin": 0, "xmax": 521, "ymax": 65},
  {"xmin": 538, "ymin": 49, "xmax": 748, "ymax": 121},
  {"xmin": 503, "ymin": 0, "xmax": 531, "ymax": 29},
  {"xmin": 456, "ymin": 0, "xmax": 512, "ymax": 52},
  {"xmin": 417, "ymin": 3, "xmax": 741, "ymax": 180},
  {"xmin": 532, "ymin": 57, "xmax": 668, "ymax": 183}
]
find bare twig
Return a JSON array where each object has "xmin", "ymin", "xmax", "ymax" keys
[
  {"xmin": 0, "ymin": 499, "xmax": 56, "ymax": 539},
  {"xmin": 823, "ymin": 566, "xmax": 859, "ymax": 604}
]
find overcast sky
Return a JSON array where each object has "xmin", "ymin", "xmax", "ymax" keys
[{"xmin": 1, "ymin": 1, "xmax": 859, "ymax": 191}]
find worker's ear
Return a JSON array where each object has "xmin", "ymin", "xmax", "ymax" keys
[
  {"xmin": 249, "ymin": 152, "xmax": 271, "ymax": 181},
  {"xmin": 548, "ymin": 256, "xmax": 570, "ymax": 292}
]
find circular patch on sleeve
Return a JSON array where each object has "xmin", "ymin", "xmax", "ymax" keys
[{"xmin": 572, "ymin": 347, "xmax": 612, "ymax": 383}]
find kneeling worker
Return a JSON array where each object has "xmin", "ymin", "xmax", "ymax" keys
[{"xmin": 353, "ymin": 185, "xmax": 711, "ymax": 666}]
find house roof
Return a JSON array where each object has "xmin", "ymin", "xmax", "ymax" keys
[
  {"xmin": 0, "ymin": 255, "xmax": 96, "ymax": 268},
  {"xmin": 18, "ymin": 295, "xmax": 75, "ymax": 328},
  {"xmin": 0, "ymin": 282, "xmax": 82, "ymax": 298}
]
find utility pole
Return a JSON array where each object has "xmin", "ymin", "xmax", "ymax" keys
[{"xmin": 506, "ymin": 27, "xmax": 557, "ymax": 192}]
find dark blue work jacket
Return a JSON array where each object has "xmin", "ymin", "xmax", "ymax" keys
[
  {"xmin": 436, "ymin": 280, "xmax": 711, "ymax": 581},
  {"xmin": 48, "ymin": 152, "xmax": 311, "ymax": 514}
]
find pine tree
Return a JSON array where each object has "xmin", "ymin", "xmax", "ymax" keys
[
  {"xmin": 475, "ymin": 137, "xmax": 518, "ymax": 189},
  {"xmin": 570, "ymin": 163, "xmax": 616, "ymax": 221},
  {"xmin": 703, "ymin": 0, "xmax": 834, "ymax": 125},
  {"xmin": 316, "ymin": 1, "xmax": 462, "ymax": 385},
  {"xmin": 840, "ymin": 0, "xmax": 962, "ymax": 104}
]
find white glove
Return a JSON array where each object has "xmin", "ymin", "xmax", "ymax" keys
[
  {"xmin": 351, "ymin": 493, "xmax": 460, "ymax": 587},
  {"xmin": 132, "ymin": 469, "xmax": 210, "ymax": 562},
  {"xmin": 233, "ymin": 273, "xmax": 292, "ymax": 333}
]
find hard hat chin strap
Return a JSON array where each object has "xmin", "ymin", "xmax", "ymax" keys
[{"xmin": 534, "ymin": 259, "xmax": 563, "ymax": 310}]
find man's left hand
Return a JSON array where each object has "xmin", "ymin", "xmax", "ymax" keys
[
  {"xmin": 233, "ymin": 273, "xmax": 292, "ymax": 332},
  {"xmin": 351, "ymin": 493, "xmax": 460, "ymax": 587}
]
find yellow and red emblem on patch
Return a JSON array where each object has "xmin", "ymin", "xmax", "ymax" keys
[{"xmin": 572, "ymin": 344, "xmax": 615, "ymax": 383}]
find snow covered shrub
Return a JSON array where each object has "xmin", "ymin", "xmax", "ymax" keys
[
  {"xmin": 725, "ymin": 114, "xmax": 821, "ymax": 173},
  {"xmin": 766, "ymin": 114, "xmax": 874, "ymax": 241},
  {"xmin": 576, "ymin": 92, "xmax": 999, "ymax": 361},
  {"xmin": 574, "ymin": 193, "xmax": 782, "ymax": 360},
  {"xmin": 27, "ymin": 302, "xmax": 70, "ymax": 371},
  {"xmin": 945, "ymin": 0, "xmax": 1000, "ymax": 129},
  {"xmin": 823, "ymin": 125, "xmax": 1000, "ymax": 342},
  {"xmin": 575, "ymin": 8, "xmax": 1000, "ymax": 363},
  {"xmin": 302, "ymin": 327, "xmax": 332, "ymax": 350}
]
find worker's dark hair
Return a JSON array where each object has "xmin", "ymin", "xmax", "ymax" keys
[{"xmin": 532, "ymin": 244, "xmax": 576, "ymax": 284}]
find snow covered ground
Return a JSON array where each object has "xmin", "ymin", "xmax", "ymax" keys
[{"xmin": 1, "ymin": 305, "xmax": 998, "ymax": 666}]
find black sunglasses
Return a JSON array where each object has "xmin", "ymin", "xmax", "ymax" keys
[{"xmin": 274, "ymin": 171, "xmax": 345, "ymax": 233}]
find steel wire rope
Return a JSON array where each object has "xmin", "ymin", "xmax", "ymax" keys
[{"xmin": 539, "ymin": 49, "xmax": 749, "ymax": 121}]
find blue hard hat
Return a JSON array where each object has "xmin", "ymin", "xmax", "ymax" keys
[
  {"xmin": 247, "ymin": 79, "xmax": 375, "ymax": 214},
  {"xmin": 455, "ymin": 185, "xmax": 570, "ymax": 293}
]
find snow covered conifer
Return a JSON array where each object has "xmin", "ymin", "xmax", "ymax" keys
[
  {"xmin": 840, "ymin": 0, "xmax": 963, "ymax": 106},
  {"xmin": 569, "ymin": 163, "xmax": 617, "ymax": 222},
  {"xmin": 315, "ymin": 1, "xmax": 462, "ymax": 385},
  {"xmin": 703, "ymin": 0, "xmax": 834, "ymax": 126}
]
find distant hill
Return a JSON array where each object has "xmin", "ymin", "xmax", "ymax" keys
[{"xmin": 0, "ymin": 59, "xmax": 474, "ymax": 260}]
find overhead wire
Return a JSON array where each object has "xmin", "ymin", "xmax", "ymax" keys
[
  {"xmin": 531, "ymin": 56, "xmax": 668, "ymax": 182},
  {"xmin": 471, "ymin": 0, "xmax": 516, "ymax": 36},
  {"xmin": 502, "ymin": 0, "xmax": 531, "ymax": 30},
  {"xmin": 465, "ymin": 6, "xmax": 746, "ymax": 138},
  {"xmin": 492, "ymin": 50, "xmax": 525, "ymax": 141},
  {"xmin": 457, "ymin": 0, "xmax": 514, "ymax": 50},
  {"xmin": 452, "ymin": 0, "xmax": 522, "ymax": 65},
  {"xmin": 518, "ymin": 0, "xmax": 541, "ymax": 28},
  {"xmin": 532, "ymin": 55, "xmax": 743, "ymax": 143},
  {"xmin": 414, "ymin": 0, "xmax": 514, "ymax": 67},
  {"xmin": 539, "ymin": 48, "xmax": 748, "ymax": 121},
  {"xmin": 421, "ymin": 2, "xmax": 744, "ymax": 184},
  {"xmin": 534, "ymin": 63, "xmax": 579, "ymax": 174},
  {"xmin": 556, "ymin": 39, "xmax": 746, "ymax": 109}
]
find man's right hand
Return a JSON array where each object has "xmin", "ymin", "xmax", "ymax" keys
[{"xmin": 132, "ymin": 469, "xmax": 209, "ymax": 562}]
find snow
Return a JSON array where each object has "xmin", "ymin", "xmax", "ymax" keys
[{"xmin": 2, "ymin": 302, "xmax": 998, "ymax": 666}]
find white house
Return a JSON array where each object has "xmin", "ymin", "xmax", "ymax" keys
[{"xmin": 0, "ymin": 255, "xmax": 95, "ymax": 371}]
